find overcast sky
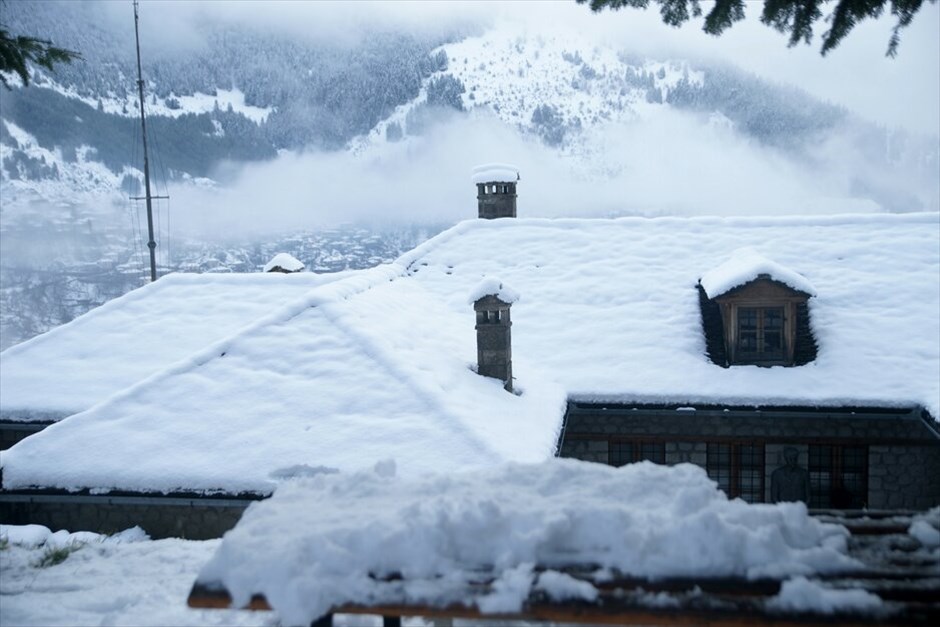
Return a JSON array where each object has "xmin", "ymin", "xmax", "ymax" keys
[{"xmin": 132, "ymin": 0, "xmax": 939, "ymax": 136}]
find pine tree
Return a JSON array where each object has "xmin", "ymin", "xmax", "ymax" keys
[{"xmin": 576, "ymin": 0, "xmax": 935, "ymax": 56}]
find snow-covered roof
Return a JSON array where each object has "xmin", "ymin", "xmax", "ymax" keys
[
  {"xmin": 471, "ymin": 163, "xmax": 519, "ymax": 184},
  {"xmin": 0, "ymin": 271, "xmax": 354, "ymax": 420},
  {"xmin": 263, "ymin": 252, "xmax": 304, "ymax": 273},
  {"xmin": 0, "ymin": 264, "xmax": 563, "ymax": 494},
  {"xmin": 406, "ymin": 213, "xmax": 939, "ymax": 416},
  {"xmin": 1, "ymin": 212, "xmax": 937, "ymax": 494},
  {"xmin": 700, "ymin": 247, "xmax": 816, "ymax": 298}
]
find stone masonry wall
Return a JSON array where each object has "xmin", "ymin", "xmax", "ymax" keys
[
  {"xmin": 868, "ymin": 445, "xmax": 940, "ymax": 510},
  {"xmin": 560, "ymin": 404, "xmax": 940, "ymax": 509},
  {"xmin": 0, "ymin": 498, "xmax": 252, "ymax": 540},
  {"xmin": 559, "ymin": 438, "xmax": 608, "ymax": 464}
]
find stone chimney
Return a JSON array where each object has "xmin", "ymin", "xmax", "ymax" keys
[
  {"xmin": 263, "ymin": 253, "xmax": 304, "ymax": 273},
  {"xmin": 470, "ymin": 278, "xmax": 519, "ymax": 392},
  {"xmin": 472, "ymin": 163, "xmax": 519, "ymax": 219}
]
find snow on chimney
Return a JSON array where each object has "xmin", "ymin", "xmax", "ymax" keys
[
  {"xmin": 469, "ymin": 278, "xmax": 519, "ymax": 392},
  {"xmin": 472, "ymin": 164, "xmax": 519, "ymax": 219}
]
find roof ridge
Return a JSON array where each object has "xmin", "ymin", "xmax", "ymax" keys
[
  {"xmin": 5, "ymin": 266, "xmax": 407, "ymax": 421},
  {"xmin": 317, "ymin": 288, "xmax": 503, "ymax": 464},
  {"xmin": 0, "ymin": 276, "xmax": 171, "ymax": 359},
  {"xmin": 0, "ymin": 272, "xmax": 346, "ymax": 360}
]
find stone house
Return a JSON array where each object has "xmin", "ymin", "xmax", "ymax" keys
[{"xmin": 1, "ymin": 170, "xmax": 937, "ymax": 536}]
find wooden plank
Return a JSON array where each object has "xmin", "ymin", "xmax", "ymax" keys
[
  {"xmin": 187, "ymin": 578, "xmax": 940, "ymax": 625},
  {"xmin": 187, "ymin": 584, "xmax": 271, "ymax": 611}
]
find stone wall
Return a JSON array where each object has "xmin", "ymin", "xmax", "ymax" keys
[
  {"xmin": 559, "ymin": 438, "xmax": 608, "ymax": 464},
  {"xmin": 559, "ymin": 404, "xmax": 940, "ymax": 509},
  {"xmin": 0, "ymin": 495, "xmax": 256, "ymax": 540},
  {"xmin": 869, "ymin": 445, "xmax": 940, "ymax": 510}
]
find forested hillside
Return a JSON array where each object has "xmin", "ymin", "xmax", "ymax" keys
[{"xmin": 1, "ymin": 0, "xmax": 458, "ymax": 178}]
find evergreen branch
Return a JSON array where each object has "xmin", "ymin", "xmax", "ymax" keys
[
  {"xmin": 0, "ymin": 26, "xmax": 81, "ymax": 89},
  {"xmin": 576, "ymin": 0, "xmax": 936, "ymax": 56}
]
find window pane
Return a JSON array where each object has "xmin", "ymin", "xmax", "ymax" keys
[
  {"xmin": 707, "ymin": 444, "xmax": 732, "ymax": 497},
  {"xmin": 838, "ymin": 446, "xmax": 868, "ymax": 508},
  {"xmin": 639, "ymin": 442, "xmax": 665, "ymax": 464},
  {"xmin": 764, "ymin": 308, "xmax": 783, "ymax": 329},
  {"xmin": 609, "ymin": 441, "xmax": 633, "ymax": 467},
  {"xmin": 740, "ymin": 331, "xmax": 757, "ymax": 352},
  {"xmin": 739, "ymin": 308, "xmax": 758, "ymax": 330},
  {"xmin": 809, "ymin": 445, "xmax": 832, "ymax": 507},
  {"xmin": 764, "ymin": 329, "xmax": 783, "ymax": 351}
]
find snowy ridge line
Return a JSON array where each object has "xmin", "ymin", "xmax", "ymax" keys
[
  {"xmin": 24, "ymin": 71, "xmax": 274, "ymax": 124},
  {"xmin": 395, "ymin": 212, "xmax": 940, "ymax": 283},
  {"xmin": 393, "ymin": 218, "xmax": 483, "ymax": 268},
  {"xmin": 421, "ymin": 212, "xmax": 940, "ymax": 236},
  {"xmin": 0, "ymin": 266, "xmax": 408, "ymax": 449},
  {"xmin": 316, "ymin": 296, "xmax": 503, "ymax": 465},
  {"xmin": 0, "ymin": 273, "xmax": 327, "ymax": 359}
]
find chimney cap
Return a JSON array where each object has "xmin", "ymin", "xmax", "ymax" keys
[
  {"xmin": 471, "ymin": 163, "xmax": 519, "ymax": 184},
  {"xmin": 468, "ymin": 277, "xmax": 520, "ymax": 305}
]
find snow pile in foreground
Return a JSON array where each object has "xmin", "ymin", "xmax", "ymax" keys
[
  {"xmin": 766, "ymin": 576, "xmax": 883, "ymax": 614},
  {"xmin": 908, "ymin": 506, "xmax": 940, "ymax": 548},
  {"xmin": 0, "ymin": 528, "xmax": 266, "ymax": 627},
  {"xmin": 197, "ymin": 459, "xmax": 856, "ymax": 625}
]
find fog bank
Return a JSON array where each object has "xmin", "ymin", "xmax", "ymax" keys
[{"xmin": 171, "ymin": 109, "xmax": 927, "ymax": 239}]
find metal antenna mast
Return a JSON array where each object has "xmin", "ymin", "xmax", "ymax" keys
[{"xmin": 132, "ymin": 0, "xmax": 166, "ymax": 282}]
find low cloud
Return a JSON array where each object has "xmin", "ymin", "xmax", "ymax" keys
[
  {"xmin": 115, "ymin": 0, "xmax": 939, "ymax": 135},
  {"xmin": 170, "ymin": 108, "xmax": 925, "ymax": 239}
]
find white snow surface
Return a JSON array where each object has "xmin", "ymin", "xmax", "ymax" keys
[
  {"xmin": 196, "ymin": 459, "xmax": 856, "ymax": 626},
  {"xmin": 908, "ymin": 507, "xmax": 940, "ymax": 548},
  {"xmin": 1, "ymin": 263, "xmax": 564, "ymax": 493},
  {"xmin": 0, "ymin": 523, "xmax": 147, "ymax": 549},
  {"xmin": 0, "ymin": 271, "xmax": 353, "ymax": 420},
  {"xmin": 468, "ymin": 277, "xmax": 520, "ymax": 304},
  {"xmin": 766, "ymin": 576, "xmax": 884, "ymax": 614},
  {"xmin": 1, "ymin": 212, "xmax": 937, "ymax": 493},
  {"xmin": 0, "ymin": 528, "xmax": 267, "ymax": 627},
  {"xmin": 263, "ymin": 252, "xmax": 305, "ymax": 273},
  {"xmin": 700, "ymin": 247, "xmax": 817, "ymax": 298},
  {"xmin": 471, "ymin": 163, "xmax": 519, "ymax": 184},
  {"xmin": 408, "ymin": 214, "xmax": 940, "ymax": 418},
  {"xmin": 34, "ymin": 73, "xmax": 273, "ymax": 124}
]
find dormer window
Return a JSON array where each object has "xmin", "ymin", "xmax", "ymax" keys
[
  {"xmin": 737, "ymin": 306, "xmax": 784, "ymax": 362},
  {"xmin": 699, "ymin": 251, "xmax": 818, "ymax": 368}
]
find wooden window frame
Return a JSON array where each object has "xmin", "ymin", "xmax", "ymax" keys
[
  {"xmin": 808, "ymin": 444, "xmax": 868, "ymax": 509},
  {"xmin": 706, "ymin": 442, "xmax": 765, "ymax": 503},
  {"xmin": 714, "ymin": 278, "xmax": 809, "ymax": 367}
]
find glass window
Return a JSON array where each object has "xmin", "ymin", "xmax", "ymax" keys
[
  {"xmin": 736, "ymin": 306, "xmax": 785, "ymax": 362},
  {"xmin": 609, "ymin": 441, "xmax": 664, "ymax": 467},
  {"xmin": 809, "ymin": 445, "xmax": 867, "ymax": 508},
  {"xmin": 708, "ymin": 443, "xmax": 765, "ymax": 503}
]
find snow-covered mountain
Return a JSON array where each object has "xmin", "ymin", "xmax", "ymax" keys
[
  {"xmin": 2, "ymin": 2, "xmax": 938, "ymax": 350},
  {"xmin": 354, "ymin": 27, "xmax": 705, "ymax": 161}
]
